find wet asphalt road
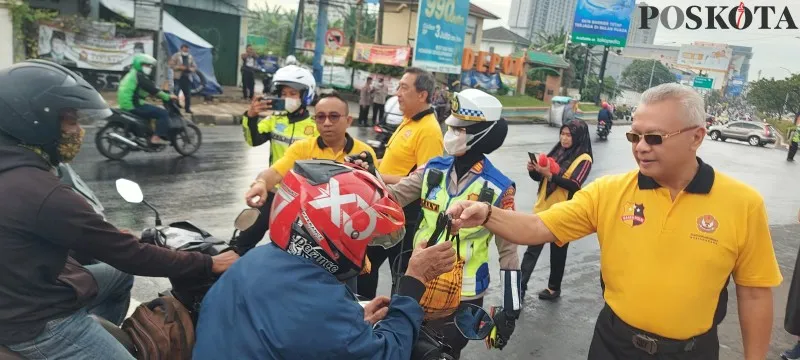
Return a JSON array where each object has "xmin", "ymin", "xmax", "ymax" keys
[{"xmin": 71, "ymin": 123, "xmax": 800, "ymax": 359}]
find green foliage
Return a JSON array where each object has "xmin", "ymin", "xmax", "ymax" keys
[
  {"xmin": 621, "ymin": 59, "xmax": 675, "ymax": 92},
  {"xmin": 530, "ymin": 30, "xmax": 594, "ymax": 89},
  {"xmin": 766, "ymin": 117, "xmax": 795, "ymax": 140},
  {"xmin": 496, "ymin": 95, "xmax": 546, "ymax": 107},
  {"xmin": 747, "ymin": 75, "xmax": 800, "ymax": 118},
  {"xmin": 8, "ymin": 0, "xmax": 57, "ymax": 61},
  {"xmin": 704, "ymin": 90, "xmax": 723, "ymax": 108},
  {"xmin": 580, "ymin": 75, "xmax": 622, "ymax": 103}
]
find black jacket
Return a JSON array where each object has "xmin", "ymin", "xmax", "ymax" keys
[{"xmin": 0, "ymin": 145, "xmax": 213, "ymax": 344}]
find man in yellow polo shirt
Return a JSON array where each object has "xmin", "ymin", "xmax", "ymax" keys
[
  {"xmin": 244, "ymin": 93, "xmax": 376, "ymax": 207},
  {"xmin": 358, "ymin": 67, "xmax": 444, "ymax": 299},
  {"xmin": 446, "ymin": 83, "xmax": 781, "ymax": 360}
]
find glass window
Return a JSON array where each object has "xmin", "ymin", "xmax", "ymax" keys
[{"xmin": 467, "ymin": 17, "xmax": 478, "ymax": 44}]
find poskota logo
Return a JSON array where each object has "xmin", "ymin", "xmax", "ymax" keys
[{"xmin": 639, "ymin": 2, "xmax": 798, "ymax": 30}]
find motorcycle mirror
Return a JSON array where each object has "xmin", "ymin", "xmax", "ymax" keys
[
  {"xmin": 453, "ymin": 303, "xmax": 494, "ymax": 340},
  {"xmin": 115, "ymin": 179, "xmax": 144, "ymax": 204},
  {"xmin": 233, "ymin": 208, "xmax": 260, "ymax": 231}
]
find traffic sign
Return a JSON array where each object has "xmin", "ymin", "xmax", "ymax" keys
[
  {"xmin": 325, "ymin": 28, "xmax": 345, "ymax": 50},
  {"xmin": 693, "ymin": 77, "xmax": 713, "ymax": 89}
]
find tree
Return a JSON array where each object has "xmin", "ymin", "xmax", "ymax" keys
[
  {"xmin": 747, "ymin": 75, "xmax": 800, "ymax": 118},
  {"xmin": 704, "ymin": 90, "xmax": 723, "ymax": 109},
  {"xmin": 581, "ymin": 75, "xmax": 622, "ymax": 103},
  {"xmin": 621, "ymin": 60, "xmax": 675, "ymax": 92}
]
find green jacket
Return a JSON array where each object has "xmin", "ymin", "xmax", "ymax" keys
[
  {"xmin": 242, "ymin": 109, "xmax": 319, "ymax": 166},
  {"xmin": 117, "ymin": 69, "xmax": 171, "ymax": 111}
]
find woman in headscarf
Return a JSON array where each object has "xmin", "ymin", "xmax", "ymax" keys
[{"xmin": 519, "ymin": 119, "xmax": 593, "ymax": 300}]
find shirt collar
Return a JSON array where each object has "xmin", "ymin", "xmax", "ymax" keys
[
  {"xmin": 637, "ymin": 157, "xmax": 715, "ymax": 194},
  {"xmin": 316, "ymin": 133, "xmax": 355, "ymax": 153},
  {"xmin": 409, "ymin": 107, "xmax": 434, "ymax": 121}
]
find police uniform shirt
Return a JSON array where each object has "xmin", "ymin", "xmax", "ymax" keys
[{"xmin": 537, "ymin": 158, "xmax": 782, "ymax": 339}]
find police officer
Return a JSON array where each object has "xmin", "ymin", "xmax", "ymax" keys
[
  {"xmin": 237, "ymin": 65, "xmax": 319, "ymax": 254},
  {"xmin": 362, "ymin": 89, "xmax": 521, "ymax": 358}
]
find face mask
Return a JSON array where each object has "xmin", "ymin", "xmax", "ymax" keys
[
  {"xmin": 444, "ymin": 128, "xmax": 467, "ymax": 155},
  {"xmin": 142, "ymin": 66, "xmax": 152, "ymax": 75},
  {"xmin": 58, "ymin": 128, "xmax": 85, "ymax": 163},
  {"xmin": 285, "ymin": 97, "xmax": 302, "ymax": 113}
]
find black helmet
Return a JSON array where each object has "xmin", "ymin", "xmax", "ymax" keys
[{"xmin": 0, "ymin": 60, "xmax": 111, "ymax": 162}]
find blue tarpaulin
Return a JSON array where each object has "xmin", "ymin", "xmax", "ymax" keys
[
  {"xmin": 164, "ymin": 32, "xmax": 222, "ymax": 96},
  {"xmin": 460, "ymin": 70, "xmax": 501, "ymax": 91}
]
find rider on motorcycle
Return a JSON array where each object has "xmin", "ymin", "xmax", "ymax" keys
[
  {"xmin": 194, "ymin": 160, "xmax": 456, "ymax": 359},
  {"xmin": 117, "ymin": 53, "xmax": 177, "ymax": 145},
  {"xmin": 598, "ymin": 101, "xmax": 613, "ymax": 133},
  {"xmin": 237, "ymin": 64, "xmax": 319, "ymax": 255},
  {"xmin": 353, "ymin": 89, "xmax": 522, "ymax": 358},
  {"xmin": 0, "ymin": 60, "xmax": 238, "ymax": 359}
]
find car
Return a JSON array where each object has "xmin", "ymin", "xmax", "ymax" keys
[{"xmin": 707, "ymin": 121, "xmax": 777, "ymax": 147}]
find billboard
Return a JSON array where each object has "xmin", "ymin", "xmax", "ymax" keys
[
  {"xmin": 354, "ymin": 43, "xmax": 411, "ymax": 67},
  {"xmin": 676, "ymin": 45, "xmax": 732, "ymax": 72},
  {"xmin": 726, "ymin": 76, "xmax": 745, "ymax": 97},
  {"xmin": 570, "ymin": 0, "xmax": 636, "ymax": 47},
  {"xmin": 412, "ymin": 0, "xmax": 470, "ymax": 74},
  {"xmin": 38, "ymin": 24, "xmax": 153, "ymax": 71}
]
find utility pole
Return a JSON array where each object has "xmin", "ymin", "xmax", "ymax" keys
[
  {"xmin": 376, "ymin": 0, "xmax": 384, "ymax": 44},
  {"xmin": 351, "ymin": 0, "xmax": 363, "ymax": 88},
  {"xmin": 578, "ymin": 46, "xmax": 590, "ymax": 96},
  {"xmin": 290, "ymin": 0, "xmax": 305, "ymax": 56},
  {"xmin": 312, "ymin": 0, "xmax": 329, "ymax": 84},
  {"xmin": 595, "ymin": 46, "xmax": 609, "ymax": 105},
  {"xmin": 648, "ymin": 58, "xmax": 656, "ymax": 89}
]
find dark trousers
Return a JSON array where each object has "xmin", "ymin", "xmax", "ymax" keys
[
  {"xmin": 130, "ymin": 104, "xmax": 170, "ymax": 138},
  {"xmin": 358, "ymin": 105, "xmax": 370, "ymax": 126},
  {"xmin": 357, "ymin": 200, "xmax": 421, "ymax": 299},
  {"xmin": 520, "ymin": 242, "xmax": 570, "ymax": 295},
  {"xmin": 372, "ymin": 103, "xmax": 384, "ymax": 125},
  {"xmin": 242, "ymin": 71, "xmax": 255, "ymax": 100},
  {"xmin": 235, "ymin": 192, "xmax": 275, "ymax": 254},
  {"xmin": 789, "ymin": 141, "xmax": 798, "ymax": 160},
  {"xmin": 425, "ymin": 298, "xmax": 484, "ymax": 360},
  {"xmin": 589, "ymin": 304, "xmax": 719, "ymax": 360},
  {"xmin": 173, "ymin": 77, "xmax": 192, "ymax": 112}
]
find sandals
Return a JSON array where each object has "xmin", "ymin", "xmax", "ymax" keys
[{"xmin": 538, "ymin": 288, "xmax": 561, "ymax": 301}]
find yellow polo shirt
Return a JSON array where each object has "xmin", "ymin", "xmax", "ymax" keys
[
  {"xmin": 271, "ymin": 133, "xmax": 377, "ymax": 176},
  {"xmin": 538, "ymin": 158, "xmax": 782, "ymax": 340},
  {"xmin": 378, "ymin": 108, "xmax": 443, "ymax": 176}
]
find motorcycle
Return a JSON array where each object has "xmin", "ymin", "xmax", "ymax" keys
[
  {"xmin": 94, "ymin": 100, "xmax": 203, "ymax": 160},
  {"xmin": 596, "ymin": 120, "xmax": 609, "ymax": 141},
  {"xmin": 366, "ymin": 123, "xmax": 398, "ymax": 159}
]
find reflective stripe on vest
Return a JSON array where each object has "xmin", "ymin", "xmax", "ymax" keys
[
  {"xmin": 268, "ymin": 116, "xmax": 317, "ymax": 166},
  {"xmin": 414, "ymin": 157, "xmax": 512, "ymax": 297}
]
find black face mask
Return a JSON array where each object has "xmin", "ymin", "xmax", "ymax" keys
[{"xmin": 453, "ymin": 119, "xmax": 508, "ymax": 179}]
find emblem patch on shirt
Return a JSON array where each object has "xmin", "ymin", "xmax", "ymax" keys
[
  {"xmin": 275, "ymin": 123, "xmax": 287, "ymax": 133},
  {"xmin": 696, "ymin": 215, "xmax": 718, "ymax": 233},
  {"xmin": 421, "ymin": 199, "xmax": 440, "ymax": 212},
  {"xmin": 466, "ymin": 193, "xmax": 479, "ymax": 201},
  {"xmin": 404, "ymin": 129, "xmax": 413, "ymax": 139},
  {"xmin": 304, "ymin": 125, "xmax": 315, "ymax": 135},
  {"xmin": 620, "ymin": 202, "xmax": 646, "ymax": 227}
]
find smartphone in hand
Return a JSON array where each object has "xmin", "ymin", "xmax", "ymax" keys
[
  {"xmin": 262, "ymin": 97, "xmax": 286, "ymax": 111},
  {"xmin": 527, "ymin": 152, "xmax": 538, "ymax": 162}
]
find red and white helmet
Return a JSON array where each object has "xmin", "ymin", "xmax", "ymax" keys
[{"xmin": 269, "ymin": 160, "xmax": 405, "ymax": 280}]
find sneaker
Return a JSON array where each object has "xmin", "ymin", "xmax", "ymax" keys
[
  {"xmin": 538, "ymin": 288, "xmax": 561, "ymax": 301},
  {"xmin": 782, "ymin": 342, "xmax": 800, "ymax": 360}
]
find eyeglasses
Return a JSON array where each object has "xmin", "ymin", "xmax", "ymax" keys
[
  {"xmin": 626, "ymin": 126, "xmax": 699, "ymax": 145},
  {"xmin": 314, "ymin": 113, "xmax": 342, "ymax": 123}
]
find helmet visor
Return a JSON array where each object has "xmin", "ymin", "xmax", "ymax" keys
[{"xmin": 74, "ymin": 108, "xmax": 112, "ymax": 124}]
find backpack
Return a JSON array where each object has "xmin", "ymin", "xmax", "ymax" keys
[{"xmin": 121, "ymin": 296, "xmax": 195, "ymax": 360}]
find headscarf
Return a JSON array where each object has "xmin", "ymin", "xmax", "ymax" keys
[{"xmin": 543, "ymin": 119, "xmax": 592, "ymax": 196}]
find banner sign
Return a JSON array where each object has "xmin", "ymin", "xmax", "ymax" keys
[
  {"xmin": 412, "ymin": 0, "xmax": 470, "ymax": 74},
  {"xmin": 322, "ymin": 66, "xmax": 354, "ymax": 88},
  {"xmin": 677, "ymin": 44, "xmax": 732, "ymax": 72},
  {"xmin": 353, "ymin": 43, "xmax": 411, "ymax": 67},
  {"xmin": 571, "ymin": 0, "xmax": 636, "ymax": 47},
  {"xmin": 499, "ymin": 73, "xmax": 518, "ymax": 90},
  {"xmin": 324, "ymin": 46, "xmax": 350, "ymax": 65},
  {"xmin": 38, "ymin": 25, "xmax": 154, "ymax": 71},
  {"xmin": 460, "ymin": 70, "xmax": 501, "ymax": 91}
]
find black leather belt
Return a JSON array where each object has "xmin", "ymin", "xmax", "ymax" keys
[{"xmin": 606, "ymin": 305, "xmax": 713, "ymax": 355}]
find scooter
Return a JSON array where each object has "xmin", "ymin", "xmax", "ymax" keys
[
  {"xmin": 596, "ymin": 120, "xmax": 609, "ymax": 141},
  {"xmin": 367, "ymin": 122, "xmax": 398, "ymax": 159},
  {"xmin": 95, "ymin": 100, "xmax": 203, "ymax": 160}
]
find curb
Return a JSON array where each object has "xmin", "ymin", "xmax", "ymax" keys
[{"xmin": 191, "ymin": 114, "xmax": 239, "ymax": 126}]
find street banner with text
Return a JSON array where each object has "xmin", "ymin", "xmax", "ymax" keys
[
  {"xmin": 412, "ymin": 0, "xmax": 470, "ymax": 74},
  {"xmin": 571, "ymin": 0, "xmax": 636, "ymax": 47},
  {"xmin": 353, "ymin": 43, "xmax": 411, "ymax": 67},
  {"xmin": 38, "ymin": 24, "xmax": 154, "ymax": 71}
]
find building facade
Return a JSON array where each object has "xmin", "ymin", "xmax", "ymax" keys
[
  {"xmin": 480, "ymin": 27, "xmax": 531, "ymax": 56},
  {"xmin": 508, "ymin": 0, "xmax": 577, "ymax": 42},
  {"xmin": 626, "ymin": 2, "xmax": 658, "ymax": 45}
]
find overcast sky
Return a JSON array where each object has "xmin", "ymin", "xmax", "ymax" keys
[{"xmin": 250, "ymin": 0, "xmax": 800, "ymax": 80}]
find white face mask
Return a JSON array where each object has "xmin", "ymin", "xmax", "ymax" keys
[
  {"xmin": 444, "ymin": 128, "xmax": 467, "ymax": 155},
  {"xmin": 142, "ymin": 66, "xmax": 153, "ymax": 75},
  {"xmin": 285, "ymin": 97, "xmax": 302, "ymax": 113}
]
